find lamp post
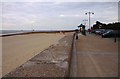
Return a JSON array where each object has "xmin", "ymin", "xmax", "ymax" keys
[{"xmin": 85, "ymin": 12, "xmax": 94, "ymax": 33}]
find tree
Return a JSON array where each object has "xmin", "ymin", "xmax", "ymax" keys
[{"xmin": 92, "ymin": 21, "xmax": 120, "ymax": 30}]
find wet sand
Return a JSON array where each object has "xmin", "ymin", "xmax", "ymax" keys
[{"xmin": 2, "ymin": 33, "xmax": 65, "ymax": 76}]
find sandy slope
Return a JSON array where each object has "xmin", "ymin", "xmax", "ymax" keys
[
  {"xmin": 4, "ymin": 33, "xmax": 73, "ymax": 77},
  {"xmin": 2, "ymin": 33, "xmax": 65, "ymax": 76}
]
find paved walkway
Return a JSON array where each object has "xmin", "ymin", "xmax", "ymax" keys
[{"xmin": 75, "ymin": 34, "xmax": 118, "ymax": 77}]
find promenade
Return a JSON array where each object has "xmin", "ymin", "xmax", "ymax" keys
[
  {"xmin": 75, "ymin": 33, "xmax": 118, "ymax": 77},
  {"xmin": 2, "ymin": 33, "xmax": 118, "ymax": 77}
]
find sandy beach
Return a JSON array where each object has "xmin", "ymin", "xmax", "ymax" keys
[{"xmin": 2, "ymin": 33, "xmax": 65, "ymax": 76}]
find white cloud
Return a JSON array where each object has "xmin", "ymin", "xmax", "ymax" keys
[
  {"xmin": 59, "ymin": 14, "xmax": 65, "ymax": 17},
  {"xmin": 59, "ymin": 14, "xmax": 81, "ymax": 17}
]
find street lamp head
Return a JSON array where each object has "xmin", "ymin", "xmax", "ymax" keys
[
  {"xmin": 83, "ymin": 19, "xmax": 88, "ymax": 21},
  {"xmin": 85, "ymin": 13, "xmax": 87, "ymax": 15},
  {"xmin": 92, "ymin": 12, "xmax": 94, "ymax": 14}
]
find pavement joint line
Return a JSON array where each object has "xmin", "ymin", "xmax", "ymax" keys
[{"xmin": 88, "ymin": 54, "xmax": 104, "ymax": 77}]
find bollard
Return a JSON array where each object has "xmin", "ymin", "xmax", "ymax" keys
[
  {"xmin": 75, "ymin": 29, "xmax": 79, "ymax": 40},
  {"xmin": 76, "ymin": 35, "xmax": 78, "ymax": 40},
  {"xmin": 114, "ymin": 33, "xmax": 117, "ymax": 43},
  {"xmin": 114, "ymin": 36, "xmax": 117, "ymax": 43}
]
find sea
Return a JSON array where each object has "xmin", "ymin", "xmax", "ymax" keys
[
  {"xmin": 0, "ymin": 30, "xmax": 34, "ymax": 36},
  {"xmin": 0, "ymin": 29, "xmax": 74, "ymax": 36}
]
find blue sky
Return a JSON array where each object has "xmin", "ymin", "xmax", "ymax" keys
[{"xmin": 1, "ymin": 0, "xmax": 119, "ymax": 30}]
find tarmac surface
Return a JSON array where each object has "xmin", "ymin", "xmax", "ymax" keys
[{"xmin": 75, "ymin": 33, "xmax": 118, "ymax": 77}]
